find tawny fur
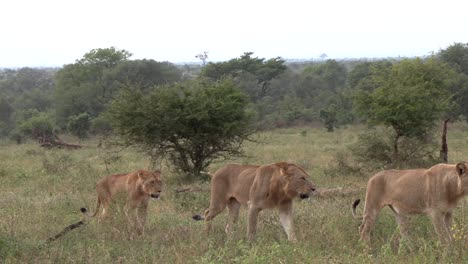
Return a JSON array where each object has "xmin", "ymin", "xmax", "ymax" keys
[
  {"xmin": 82, "ymin": 170, "xmax": 163, "ymax": 234},
  {"xmin": 194, "ymin": 162, "xmax": 316, "ymax": 241},
  {"xmin": 352, "ymin": 162, "xmax": 468, "ymax": 244}
]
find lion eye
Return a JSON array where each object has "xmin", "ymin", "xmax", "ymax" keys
[{"xmin": 301, "ymin": 177, "xmax": 307, "ymax": 182}]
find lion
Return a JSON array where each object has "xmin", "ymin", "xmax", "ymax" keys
[
  {"xmin": 352, "ymin": 162, "xmax": 468, "ymax": 244},
  {"xmin": 81, "ymin": 169, "xmax": 163, "ymax": 233},
  {"xmin": 193, "ymin": 162, "xmax": 316, "ymax": 241}
]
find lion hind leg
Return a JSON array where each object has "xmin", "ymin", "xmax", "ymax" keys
[
  {"xmin": 225, "ymin": 199, "xmax": 241, "ymax": 234},
  {"xmin": 91, "ymin": 196, "xmax": 101, "ymax": 217},
  {"xmin": 391, "ymin": 211, "xmax": 413, "ymax": 251},
  {"xmin": 98, "ymin": 197, "xmax": 111, "ymax": 223},
  {"xmin": 359, "ymin": 205, "xmax": 382, "ymax": 243},
  {"xmin": 204, "ymin": 204, "xmax": 226, "ymax": 234}
]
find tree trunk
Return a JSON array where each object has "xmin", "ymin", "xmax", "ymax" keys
[{"xmin": 439, "ymin": 118, "xmax": 450, "ymax": 163}]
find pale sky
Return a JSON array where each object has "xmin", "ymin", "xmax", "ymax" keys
[{"xmin": 1, "ymin": 0, "xmax": 467, "ymax": 68}]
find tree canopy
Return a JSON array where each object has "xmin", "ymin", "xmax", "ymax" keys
[
  {"xmin": 201, "ymin": 52, "xmax": 287, "ymax": 100},
  {"xmin": 106, "ymin": 78, "xmax": 254, "ymax": 178},
  {"xmin": 54, "ymin": 47, "xmax": 182, "ymax": 126},
  {"xmin": 354, "ymin": 57, "xmax": 456, "ymax": 158}
]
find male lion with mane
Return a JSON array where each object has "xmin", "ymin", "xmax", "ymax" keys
[
  {"xmin": 193, "ymin": 162, "xmax": 316, "ymax": 241},
  {"xmin": 81, "ymin": 170, "xmax": 163, "ymax": 234},
  {"xmin": 352, "ymin": 162, "xmax": 468, "ymax": 244}
]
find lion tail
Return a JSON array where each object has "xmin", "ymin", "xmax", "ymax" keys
[
  {"xmin": 80, "ymin": 197, "xmax": 101, "ymax": 218},
  {"xmin": 45, "ymin": 220, "xmax": 85, "ymax": 245},
  {"xmin": 192, "ymin": 214, "xmax": 205, "ymax": 221},
  {"xmin": 351, "ymin": 199, "xmax": 362, "ymax": 219}
]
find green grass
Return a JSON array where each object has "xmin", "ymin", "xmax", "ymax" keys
[{"xmin": 0, "ymin": 125, "xmax": 467, "ymax": 263}]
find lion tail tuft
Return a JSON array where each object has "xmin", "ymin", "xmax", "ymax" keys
[
  {"xmin": 192, "ymin": 214, "xmax": 204, "ymax": 221},
  {"xmin": 351, "ymin": 199, "xmax": 361, "ymax": 219},
  {"xmin": 80, "ymin": 207, "xmax": 87, "ymax": 213}
]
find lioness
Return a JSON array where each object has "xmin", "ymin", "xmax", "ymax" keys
[
  {"xmin": 81, "ymin": 170, "xmax": 163, "ymax": 233},
  {"xmin": 193, "ymin": 162, "xmax": 316, "ymax": 241},
  {"xmin": 352, "ymin": 162, "xmax": 468, "ymax": 244}
]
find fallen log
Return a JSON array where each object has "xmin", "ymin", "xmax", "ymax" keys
[{"xmin": 39, "ymin": 137, "xmax": 82, "ymax": 149}]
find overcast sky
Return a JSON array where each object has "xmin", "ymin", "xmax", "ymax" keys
[{"xmin": 1, "ymin": 0, "xmax": 467, "ymax": 68}]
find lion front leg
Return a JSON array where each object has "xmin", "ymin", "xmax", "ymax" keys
[
  {"xmin": 247, "ymin": 204, "xmax": 262, "ymax": 241},
  {"xmin": 430, "ymin": 211, "xmax": 452, "ymax": 244},
  {"xmin": 279, "ymin": 202, "xmax": 296, "ymax": 242},
  {"xmin": 443, "ymin": 212, "xmax": 453, "ymax": 243},
  {"xmin": 136, "ymin": 203, "xmax": 148, "ymax": 235},
  {"xmin": 124, "ymin": 201, "xmax": 139, "ymax": 232}
]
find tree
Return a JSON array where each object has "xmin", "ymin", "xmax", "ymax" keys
[
  {"xmin": 107, "ymin": 78, "xmax": 254, "ymax": 179},
  {"xmin": 195, "ymin": 51, "xmax": 209, "ymax": 66},
  {"xmin": 438, "ymin": 42, "xmax": 468, "ymax": 75},
  {"xmin": 320, "ymin": 104, "xmax": 338, "ymax": 132},
  {"xmin": 302, "ymin": 59, "xmax": 347, "ymax": 92},
  {"xmin": 55, "ymin": 48, "xmax": 182, "ymax": 126},
  {"xmin": 201, "ymin": 52, "xmax": 286, "ymax": 100},
  {"xmin": 67, "ymin": 112, "xmax": 91, "ymax": 139},
  {"xmin": 0, "ymin": 95, "xmax": 14, "ymax": 136},
  {"xmin": 55, "ymin": 47, "xmax": 132, "ymax": 125},
  {"xmin": 354, "ymin": 57, "xmax": 456, "ymax": 160},
  {"xmin": 437, "ymin": 43, "xmax": 468, "ymax": 162},
  {"xmin": 347, "ymin": 60, "xmax": 392, "ymax": 91},
  {"xmin": 18, "ymin": 111, "xmax": 55, "ymax": 142}
]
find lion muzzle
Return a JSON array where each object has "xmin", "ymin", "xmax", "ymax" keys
[{"xmin": 300, "ymin": 187, "xmax": 316, "ymax": 199}]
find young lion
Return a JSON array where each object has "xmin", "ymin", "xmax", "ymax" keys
[
  {"xmin": 352, "ymin": 162, "xmax": 468, "ymax": 244},
  {"xmin": 193, "ymin": 162, "xmax": 316, "ymax": 241},
  {"xmin": 81, "ymin": 170, "xmax": 163, "ymax": 233}
]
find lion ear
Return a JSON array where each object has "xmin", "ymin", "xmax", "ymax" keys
[
  {"xmin": 276, "ymin": 162, "xmax": 290, "ymax": 177},
  {"xmin": 153, "ymin": 170, "xmax": 162, "ymax": 179},
  {"xmin": 137, "ymin": 170, "xmax": 150, "ymax": 180},
  {"xmin": 456, "ymin": 162, "xmax": 467, "ymax": 176}
]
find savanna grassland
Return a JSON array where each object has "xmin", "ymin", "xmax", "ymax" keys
[{"xmin": 1, "ymin": 125, "xmax": 467, "ymax": 263}]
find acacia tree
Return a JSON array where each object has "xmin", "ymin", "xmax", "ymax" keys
[
  {"xmin": 201, "ymin": 52, "xmax": 286, "ymax": 100},
  {"xmin": 354, "ymin": 57, "xmax": 456, "ymax": 160},
  {"xmin": 107, "ymin": 78, "xmax": 254, "ymax": 179},
  {"xmin": 438, "ymin": 43, "xmax": 468, "ymax": 162}
]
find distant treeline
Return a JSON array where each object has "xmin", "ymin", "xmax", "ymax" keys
[{"xmin": 1, "ymin": 44, "xmax": 468, "ymax": 142}]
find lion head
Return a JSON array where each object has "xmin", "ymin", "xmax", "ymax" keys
[
  {"xmin": 137, "ymin": 170, "xmax": 163, "ymax": 199},
  {"xmin": 278, "ymin": 162, "xmax": 316, "ymax": 199}
]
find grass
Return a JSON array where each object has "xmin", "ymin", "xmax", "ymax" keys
[{"xmin": 0, "ymin": 125, "xmax": 467, "ymax": 263}]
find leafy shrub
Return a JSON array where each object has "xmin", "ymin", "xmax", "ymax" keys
[
  {"xmin": 328, "ymin": 126, "xmax": 440, "ymax": 175},
  {"xmin": 67, "ymin": 112, "xmax": 91, "ymax": 139},
  {"xmin": 18, "ymin": 111, "xmax": 55, "ymax": 140}
]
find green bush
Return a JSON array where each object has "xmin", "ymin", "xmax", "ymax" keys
[
  {"xmin": 67, "ymin": 112, "xmax": 91, "ymax": 139},
  {"xmin": 107, "ymin": 78, "xmax": 254, "ymax": 179},
  {"xmin": 17, "ymin": 111, "xmax": 55, "ymax": 140}
]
